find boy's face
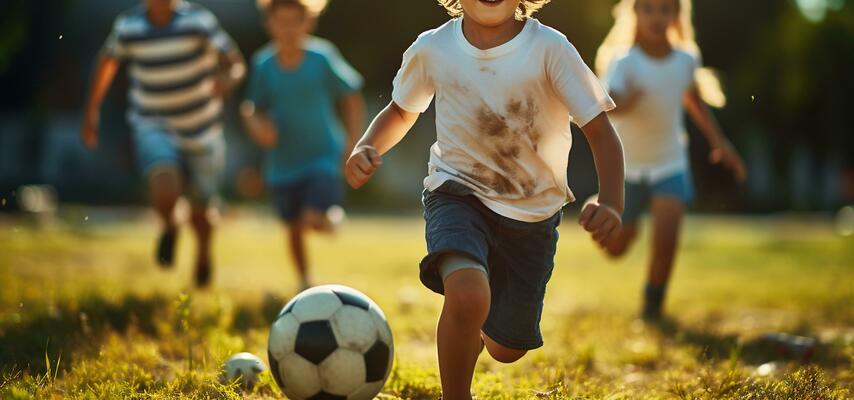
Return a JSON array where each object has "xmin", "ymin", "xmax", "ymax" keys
[
  {"xmin": 459, "ymin": 0, "xmax": 522, "ymax": 28},
  {"xmin": 634, "ymin": 0, "xmax": 678, "ymax": 40},
  {"xmin": 145, "ymin": 0, "xmax": 178, "ymax": 13},
  {"xmin": 266, "ymin": 6, "xmax": 311, "ymax": 50}
]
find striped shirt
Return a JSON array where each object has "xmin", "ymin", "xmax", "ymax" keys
[{"xmin": 103, "ymin": 2, "xmax": 237, "ymax": 150}]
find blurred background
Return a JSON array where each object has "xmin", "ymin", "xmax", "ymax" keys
[{"xmin": 0, "ymin": 0, "xmax": 852, "ymax": 214}]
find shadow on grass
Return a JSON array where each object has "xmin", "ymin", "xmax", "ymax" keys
[
  {"xmin": 650, "ymin": 317, "xmax": 848, "ymax": 368},
  {"xmin": 0, "ymin": 292, "xmax": 295, "ymax": 375},
  {"xmin": 0, "ymin": 294, "xmax": 170, "ymax": 375},
  {"xmin": 230, "ymin": 293, "xmax": 289, "ymax": 332}
]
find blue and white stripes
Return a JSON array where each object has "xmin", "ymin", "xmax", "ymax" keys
[{"xmin": 103, "ymin": 2, "xmax": 236, "ymax": 149}]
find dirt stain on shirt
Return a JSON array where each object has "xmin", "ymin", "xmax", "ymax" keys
[{"xmin": 471, "ymin": 95, "xmax": 541, "ymax": 197}]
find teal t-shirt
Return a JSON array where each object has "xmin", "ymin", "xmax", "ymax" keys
[{"xmin": 246, "ymin": 38, "xmax": 363, "ymax": 185}]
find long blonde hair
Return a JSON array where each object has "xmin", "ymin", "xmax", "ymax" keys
[{"xmin": 595, "ymin": 0, "xmax": 726, "ymax": 107}]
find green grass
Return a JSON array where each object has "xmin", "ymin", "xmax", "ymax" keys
[{"xmin": 1, "ymin": 208, "xmax": 852, "ymax": 399}]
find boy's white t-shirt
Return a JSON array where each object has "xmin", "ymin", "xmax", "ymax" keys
[
  {"xmin": 392, "ymin": 18, "xmax": 614, "ymax": 222},
  {"xmin": 605, "ymin": 46, "xmax": 699, "ymax": 183}
]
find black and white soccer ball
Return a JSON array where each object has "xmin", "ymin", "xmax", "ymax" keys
[
  {"xmin": 267, "ymin": 285, "xmax": 394, "ymax": 400},
  {"xmin": 221, "ymin": 352, "xmax": 267, "ymax": 388}
]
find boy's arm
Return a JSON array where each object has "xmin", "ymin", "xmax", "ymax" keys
[
  {"xmin": 240, "ymin": 101, "xmax": 277, "ymax": 150},
  {"xmin": 214, "ymin": 49, "xmax": 247, "ymax": 98},
  {"xmin": 683, "ymin": 88, "xmax": 747, "ymax": 182},
  {"xmin": 579, "ymin": 112, "xmax": 625, "ymax": 247},
  {"xmin": 81, "ymin": 54, "xmax": 121, "ymax": 149},
  {"xmin": 338, "ymin": 92, "xmax": 366, "ymax": 161},
  {"xmin": 345, "ymin": 101, "xmax": 419, "ymax": 189}
]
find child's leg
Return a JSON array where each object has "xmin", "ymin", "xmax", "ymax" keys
[
  {"xmin": 644, "ymin": 196, "xmax": 685, "ymax": 318},
  {"xmin": 299, "ymin": 172, "xmax": 345, "ymax": 233},
  {"xmin": 482, "ymin": 334, "xmax": 526, "ymax": 363},
  {"xmin": 133, "ymin": 125, "xmax": 184, "ymax": 267},
  {"xmin": 190, "ymin": 203, "xmax": 213, "ymax": 287},
  {"xmin": 287, "ymin": 220, "xmax": 311, "ymax": 290},
  {"xmin": 437, "ymin": 256, "xmax": 490, "ymax": 400},
  {"xmin": 149, "ymin": 167, "xmax": 183, "ymax": 267},
  {"xmin": 183, "ymin": 138, "xmax": 225, "ymax": 287}
]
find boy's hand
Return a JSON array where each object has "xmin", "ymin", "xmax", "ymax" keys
[
  {"xmin": 710, "ymin": 142, "xmax": 747, "ymax": 182},
  {"xmin": 251, "ymin": 116, "xmax": 278, "ymax": 149},
  {"xmin": 254, "ymin": 124, "xmax": 277, "ymax": 149},
  {"xmin": 212, "ymin": 75, "xmax": 236, "ymax": 98},
  {"xmin": 579, "ymin": 200, "xmax": 622, "ymax": 247},
  {"xmin": 81, "ymin": 112, "xmax": 99, "ymax": 149},
  {"xmin": 345, "ymin": 145, "xmax": 383, "ymax": 189}
]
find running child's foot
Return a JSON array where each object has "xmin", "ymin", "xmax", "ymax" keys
[
  {"xmin": 641, "ymin": 283, "xmax": 666, "ymax": 321},
  {"xmin": 195, "ymin": 258, "xmax": 211, "ymax": 288},
  {"xmin": 641, "ymin": 303, "xmax": 663, "ymax": 321},
  {"xmin": 156, "ymin": 228, "xmax": 178, "ymax": 268}
]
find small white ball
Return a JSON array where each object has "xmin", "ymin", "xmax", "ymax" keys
[{"xmin": 222, "ymin": 352, "xmax": 267, "ymax": 388}]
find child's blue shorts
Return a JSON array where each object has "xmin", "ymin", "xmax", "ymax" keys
[
  {"xmin": 132, "ymin": 124, "xmax": 225, "ymax": 204},
  {"xmin": 420, "ymin": 180, "xmax": 561, "ymax": 351},
  {"xmin": 623, "ymin": 170, "xmax": 695, "ymax": 225},
  {"xmin": 270, "ymin": 171, "xmax": 343, "ymax": 222}
]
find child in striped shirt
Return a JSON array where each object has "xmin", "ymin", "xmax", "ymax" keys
[{"xmin": 81, "ymin": 0, "xmax": 246, "ymax": 287}]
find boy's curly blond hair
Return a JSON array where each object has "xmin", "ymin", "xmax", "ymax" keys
[{"xmin": 438, "ymin": 0, "xmax": 552, "ymax": 20}]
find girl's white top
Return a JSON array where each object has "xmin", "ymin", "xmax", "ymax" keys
[
  {"xmin": 606, "ymin": 46, "xmax": 699, "ymax": 183},
  {"xmin": 392, "ymin": 18, "xmax": 614, "ymax": 222}
]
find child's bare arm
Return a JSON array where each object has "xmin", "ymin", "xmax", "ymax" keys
[
  {"xmin": 213, "ymin": 49, "xmax": 247, "ymax": 98},
  {"xmin": 240, "ymin": 101, "xmax": 277, "ymax": 149},
  {"xmin": 338, "ymin": 92, "xmax": 366, "ymax": 159},
  {"xmin": 683, "ymin": 88, "xmax": 747, "ymax": 182},
  {"xmin": 579, "ymin": 112, "xmax": 625, "ymax": 247},
  {"xmin": 345, "ymin": 101, "xmax": 419, "ymax": 189},
  {"xmin": 81, "ymin": 54, "xmax": 120, "ymax": 149}
]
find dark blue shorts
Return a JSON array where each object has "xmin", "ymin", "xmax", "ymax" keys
[
  {"xmin": 270, "ymin": 172, "xmax": 343, "ymax": 222},
  {"xmin": 420, "ymin": 181, "xmax": 561, "ymax": 351},
  {"xmin": 623, "ymin": 171, "xmax": 695, "ymax": 225}
]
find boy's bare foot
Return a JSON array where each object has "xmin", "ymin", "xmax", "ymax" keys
[{"xmin": 156, "ymin": 227, "xmax": 177, "ymax": 268}]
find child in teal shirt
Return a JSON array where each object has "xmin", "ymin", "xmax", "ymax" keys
[{"xmin": 243, "ymin": 0, "xmax": 364, "ymax": 290}]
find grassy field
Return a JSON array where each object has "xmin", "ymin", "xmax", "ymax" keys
[{"xmin": 1, "ymin": 207, "xmax": 852, "ymax": 399}]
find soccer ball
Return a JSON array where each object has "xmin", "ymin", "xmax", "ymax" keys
[
  {"xmin": 267, "ymin": 285, "xmax": 394, "ymax": 400},
  {"xmin": 221, "ymin": 352, "xmax": 267, "ymax": 388}
]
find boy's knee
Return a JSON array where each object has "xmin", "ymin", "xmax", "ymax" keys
[
  {"xmin": 190, "ymin": 206, "xmax": 211, "ymax": 228},
  {"xmin": 482, "ymin": 338, "xmax": 527, "ymax": 364},
  {"xmin": 149, "ymin": 167, "xmax": 182, "ymax": 194},
  {"xmin": 443, "ymin": 269, "xmax": 490, "ymax": 324}
]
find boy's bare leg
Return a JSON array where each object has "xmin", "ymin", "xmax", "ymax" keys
[
  {"xmin": 302, "ymin": 208, "xmax": 334, "ymax": 233},
  {"xmin": 481, "ymin": 334, "xmax": 526, "ymax": 364},
  {"xmin": 644, "ymin": 196, "xmax": 685, "ymax": 318},
  {"xmin": 288, "ymin": 220, "xmax": 311, "ymax": 290},
  {"xmin": 438, "ymin": 260, "xmax": 490, "ymax": 400},
  {"xmin": 150, "ymin": 167, "xmax": 182, "ymax": 267},
  {"xmin": 190, "ymin": 203, "xmax": 213, "ymax": 287}
]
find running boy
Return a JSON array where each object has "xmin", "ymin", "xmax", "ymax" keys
[
  {"xmin": 595, "ymin": 0, "xmax": 747, "ymax": 319},
  {"xmin": 242, "ymin": 0, "xmax": 364, "ymax": 290},
  {"xmin": 345, "ymin": 0, "xmax": 624, "ymax": 397},
  {"xmin": 81, "ymin": 0, "xmax": 246, "ymax": 287}
]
